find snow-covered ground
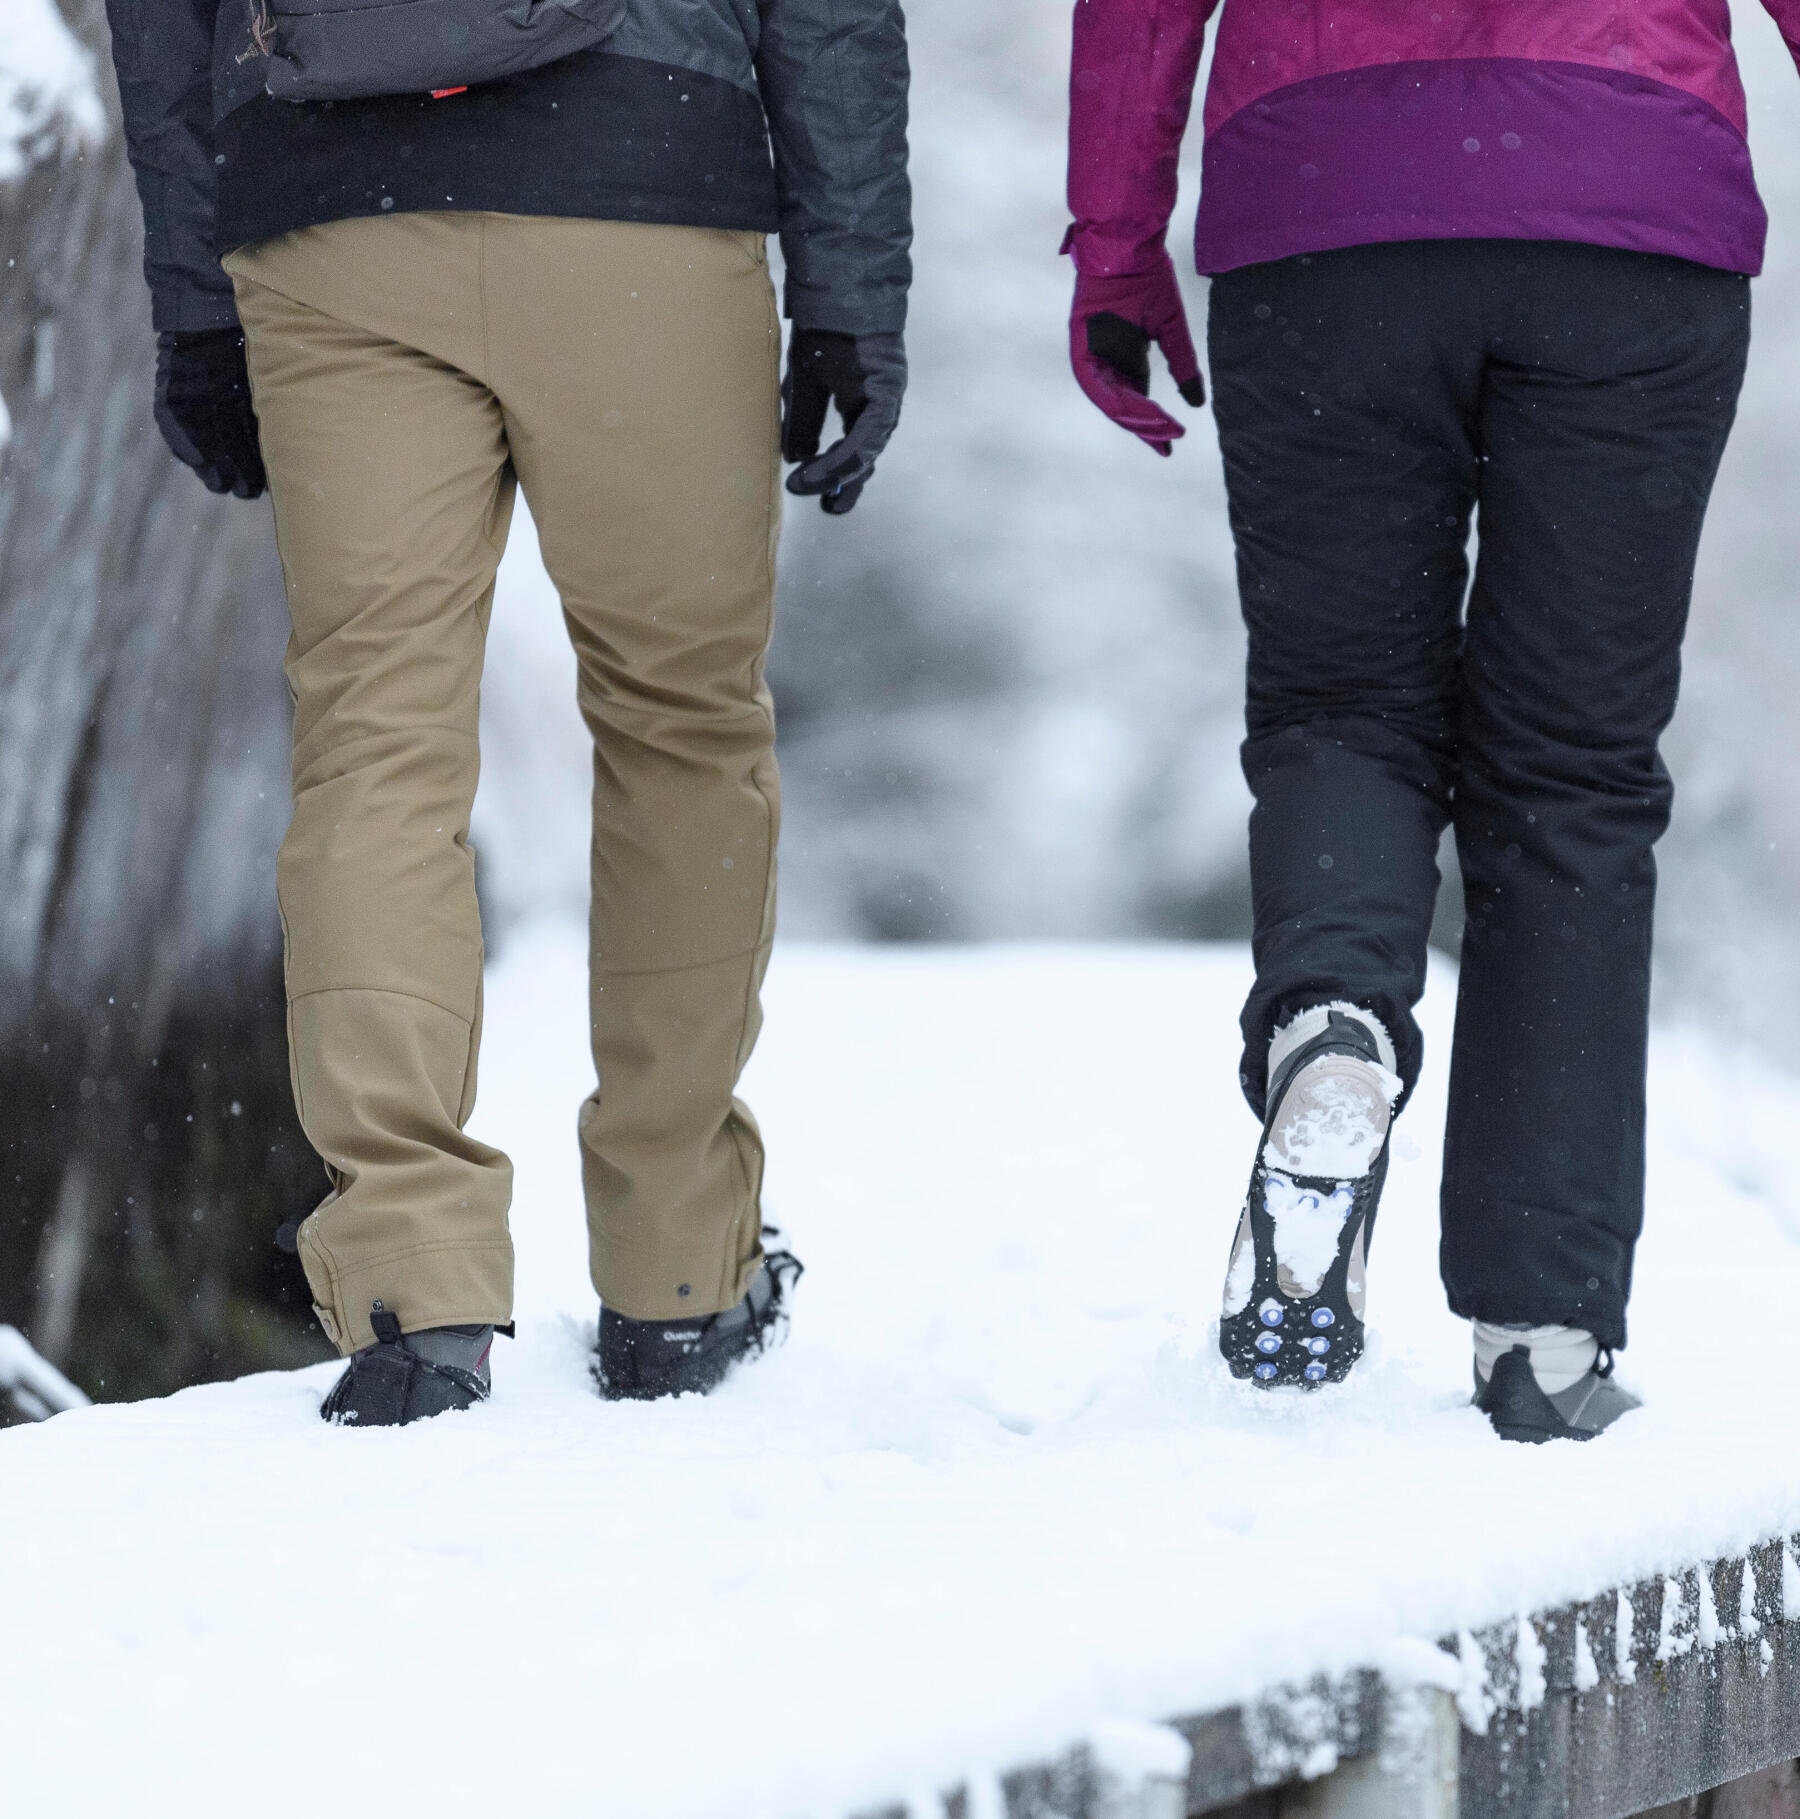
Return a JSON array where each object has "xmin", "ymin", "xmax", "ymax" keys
[{"xmin": 7, "ymin": 929, "xmax": 1800, "ymax": 1816}]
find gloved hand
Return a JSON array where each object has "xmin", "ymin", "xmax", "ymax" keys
[
  {"xmin": 153, "ymin": 327, "xmax": 266, "ymax": 499},
  {"xmin": 1069, "ymin": 251, "xmax": 1205, "ymax": 457},
  {"xmin": 782, "ymin": 328, "xmax": 905, "ymax": 515}
]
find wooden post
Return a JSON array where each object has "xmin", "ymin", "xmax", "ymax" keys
[{"xmin": 1281, "ymin": 1688, "xmax": 1459, "ymax": 1819}]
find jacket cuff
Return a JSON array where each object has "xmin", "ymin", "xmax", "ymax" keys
[
  {"xmin": 782, "ymin": 283, "xmax": 908, "ymax": 338},
  {"xmin": 150, "ymin": 289, "xmax": 243, "ymax": 337},
  {"xmin": 1062, "ymin": 222, "xmax": 1175, "ymax": 279}
]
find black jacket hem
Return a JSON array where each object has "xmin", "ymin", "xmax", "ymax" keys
[{"xmin": 216, "ymin": 51, "xmax": 780, "ymax": 266}]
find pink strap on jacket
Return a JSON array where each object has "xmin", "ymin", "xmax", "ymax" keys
[{"xmin": 1066, "ymin": 0, "xmax": 1217, "ymax": 277}]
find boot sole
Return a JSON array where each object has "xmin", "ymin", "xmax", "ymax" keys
[
  {"xmin": 1220, "ymin": 1031, "xmax": 1394, "ymax": 1391},
  {"xmin": 1486, "ymin": 1419, "xmax": 1596, "ymax": 1445},
  {"xmin": 1219, "ymin": 1152, "xmax": 1385, "ymax": 1389}
]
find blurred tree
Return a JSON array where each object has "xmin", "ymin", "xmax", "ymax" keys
[{"xmin": 0, "ymin": 0, "xmax": 324, "ymax": 1414}]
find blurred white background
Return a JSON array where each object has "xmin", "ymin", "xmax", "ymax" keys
[{"xmin": 473, "ymin": 0, "xmax": 1800, "ymax": 1052}]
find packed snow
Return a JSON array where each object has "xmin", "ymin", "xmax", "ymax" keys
[
  {"xmin": 1264, "ymin": 1061, "xmax": 1399, "ymax": 1181},
  {"xmin": 1260, "ymin": 1173, "xmax": 1357, "ymax": 1299},
  {"xmin": 7, "ymin": 930, "xmax": 1800, "ymax": 1816}
]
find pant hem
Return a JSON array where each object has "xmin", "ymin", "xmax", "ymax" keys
[
  {"xmin": 1444, "ymin": 1284, "xmax": 1628, "ymax": 1355},
  {"xmin": 302, "ymin": 1232, "xmax": 516, "ymax": 1354},
  {"xmin": 590, "ymin": 1231, "xmax": 764, "ymax": 1322}
]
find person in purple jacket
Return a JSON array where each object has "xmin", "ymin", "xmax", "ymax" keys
[{"xmin": 1065, "ymin": 1, "xmax": 1800, "ymax": 1440}]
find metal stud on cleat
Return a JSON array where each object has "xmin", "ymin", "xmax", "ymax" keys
[
  {"xmin": 1256, "ymin": 1332, "xmax": 1282, "ymax": 1355},
  {"xmin": 1260, "ymin": 1300, "xmax": 1284, "ymax": 1327}
]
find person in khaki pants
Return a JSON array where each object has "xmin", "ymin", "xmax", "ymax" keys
[{"xmin": 105, "ymin": 0, "xmax": 911, "ymax": 1422}]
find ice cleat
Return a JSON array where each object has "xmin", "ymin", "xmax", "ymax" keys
[
  {"xmin": 595, "ymin": 1227, "xmax": 802, "ymax": 1401},
  {"xmin": 1472, "ymin": 1324, "xmax": 1640, "ymax": 1443},
  {"xmin": 1220, "ymin": 1004, "xmax": 1401, "ymax": 1387},
  {"xmin": 320, "ymin": 1304, "xmax": 493, "ymax": 1426}
]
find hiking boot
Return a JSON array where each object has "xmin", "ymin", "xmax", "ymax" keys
[
  {"xmin": 1220, "ymin": 1003, "xmax": 1401, "ymax": 1387},
  {"xmin": 320, "ymin": 1304, "xmax": 493, "ymax": 1426},
  {"xmin": 1473, "ymin": 1322, "xmax": 1640, "ymax": 1442},
  {"xmin": 595, "ymin": 1230, "xmax": 802, "ymax": 1401}
]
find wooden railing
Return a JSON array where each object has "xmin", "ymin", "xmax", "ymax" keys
[{"xmin": 853, "ymin": 1534, "xmax": 1800, "ymax": 1819}]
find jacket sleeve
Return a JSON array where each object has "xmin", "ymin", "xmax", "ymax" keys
[
  {"xmin": 103, "ymin": 0, "xmax": 238, "ymax": 333},
  {"xmin": 1759, "ymin": 1, "xmax": 1800, "ymax": 67},
  {"xmin": 756, "ymin": 0, "xmax": 912, "ymax": 336},
  {"xmin": 1066, "ymin": 0, "xmax": 1217, "ymax": 276}
]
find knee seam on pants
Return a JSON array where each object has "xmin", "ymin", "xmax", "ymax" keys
[
  {"xmin": 287, "ymin": 982, "xmax": 475, "ymax": 1025},
  {"xmin": 584, "ymin": 693, "xmax": 774, "ymax": 728},
  {"xmin": 593, "ymin": 939, "xmax": 772, "ymax": 983},
  {"xmin": 292, "ymin": 724, "xmax": 482, "ymax": 760}
]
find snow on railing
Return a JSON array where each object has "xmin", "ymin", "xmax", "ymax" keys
[
  {"xmin": 0, "ymin": 1322, "xmax": 90, "ymax": 1421},
  {"xmin": 0, "ymin": 0, "xmax": 106, "ymax": 186}
]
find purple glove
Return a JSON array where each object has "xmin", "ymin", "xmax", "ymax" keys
[{"xmin": 1068, "ymin": 253, "xmax": 1205, "ymax": 457}]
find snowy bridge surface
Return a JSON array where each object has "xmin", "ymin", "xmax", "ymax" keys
[{"xmin": 6, "ymin": 930, "xmax": 1800, "ymax": 1818}]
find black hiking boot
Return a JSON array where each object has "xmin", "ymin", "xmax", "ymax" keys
[
  {"xmin": 1474, "ymin": 1343, "xmax": 1640, "ymax": 1443},
  {"xmin": 320, "ymin": 1304, "xmax": 493, "ymax": 1426},
  {"xmin": 1220, "ymin": 1005, "xmax": 1401, "ymax": 1388},
  {"xmin": 595, "ymin": 1230, "xmax": 802, "ymax": 1402}
]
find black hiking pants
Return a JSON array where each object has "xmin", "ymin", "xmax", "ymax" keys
[{"xmin": 1208, "ymin": 239, "xmax": 1749, "ymax": 1350}]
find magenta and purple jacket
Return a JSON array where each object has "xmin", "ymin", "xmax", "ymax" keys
[{"xmin": 1068, "ymin": 0, "xmax": 1800, "ymax": 283}]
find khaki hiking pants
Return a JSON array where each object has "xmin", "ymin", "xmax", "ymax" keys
[{"xmin": 226, "ymin": 214, "xmax": 782, "ymax": 1355}]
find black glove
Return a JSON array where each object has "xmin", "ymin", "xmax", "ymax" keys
[
  {"xmin": 154, "ymin": 327, "xmax": 266, "ymax": 499},
  {"xmin": 781, "ymin": 328, "xmax": 905, "ymax": 516}
]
